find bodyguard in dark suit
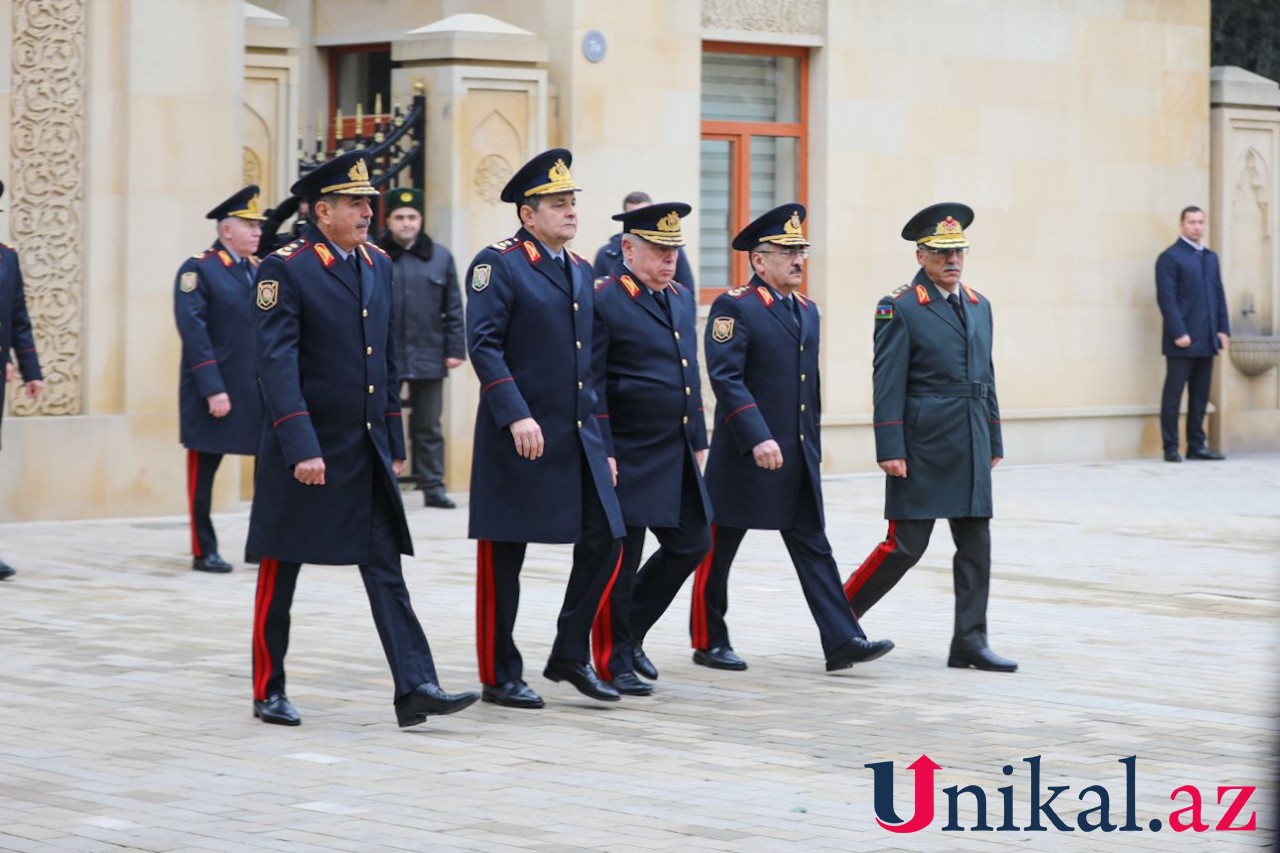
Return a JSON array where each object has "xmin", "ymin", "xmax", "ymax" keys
[
  {"xmin": 842, "ymin": 203, "xmax": 1017, "ymax": 673},
  {"xmin": 699, "ymin": 205, "xmax": 894, "ymax": 673},
  {"xmin": 467, "ymin": 149, "xmax": 626, "ymax": 708},
  {"xmin": 1155, "ymin": 206, "xmax": 1230, "ymax": 462},
  {"xmin": 592, "ymin": 191, "xmax": 696, "ymax": 291},
  {"xmin": 588, "ymin": 202, "xmax": 711, "ymax": 695},
  {"xmin": 246, "ymin": 150, "xmax": 478, "ymax": 727},
  {"xmin": 0, "ymin": 180, "xmax": 44, "ymax": 581},
  {"xmin": 376, "ymin": 187, "xmax": 466, "ymax": 508},
  {"xmin": 173, "ymin": 186, "xmax": 267, "ymax": 573}
]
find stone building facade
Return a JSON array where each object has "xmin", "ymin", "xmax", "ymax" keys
[{"xmin": 2, "ymin": 0, "xmax": 1277, "ymax": 521}]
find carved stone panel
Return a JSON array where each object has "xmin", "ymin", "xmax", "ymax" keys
[
  {"xmin": 8, "ymin": 0, "xmax": 86, "ymax": 416},
  {"xmin": 702, "ymin": 0, "xmax": 825, "ymax": 34}
]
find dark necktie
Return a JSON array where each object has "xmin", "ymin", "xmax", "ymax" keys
[
  {"xmin": 785, "ymin": 296, "xmax": 800, "ymax": 328},
  {"xmin": 947, "ymin": 292, "xmax": 966, "ymax": 328},
  {"xmin": 562, "ymin": 253, "xmax": 572, "ymax": 286},
  {"xmin": 654, "ymin": 287, "xmax": 673, "ymax": 323},
  {"xmin": 239, "ymin": 258, "xmax": 253, "ymax": 285}
]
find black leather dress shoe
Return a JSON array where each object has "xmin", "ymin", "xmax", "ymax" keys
[
  {"xmin": 481, "ymin": 680, "xmax": 545, "ymax": 709},
  {"xmin": 825, "ymin": 637, "xmax": 896, "ymax": 671},
  {"xmin": 543, "ymin": 656, "xmax": 620, "ymax": 701},
  {"xmin": 948, "ymin": 647, "xmax": 1018, "ymax": 672},
  {"xmin": 692, "ymin": 646, "xmax": 747, "ymax": 671},
  {"xmin": 192, "ymin": 553, "xmax": 233, "ymax": 573},
  {"xmin": 0, "ymin": 559, "xmax": 14, "ymax": 581},
  {"xmin": 253, "ymin": 694, "xmax": 301, "ymax": 726},
  {"xmin": 423, "ymin": 491, "xmax": 457, "ymax": 509},
  {"xmin": 632, "ymin": 646, "xmax": 659, "ymax": 681},
  {"xmin": 1164, "ymin": 450, "xmax": 1182, "ymax": 462},
  {"xmin": 395, "ymin": 682, "xmax": 480, "ymax": 727},
  {"xmin": 1185, "ymin": 447, "xmax": 1225, "ymax": 460},
  {"xmin": 609, "ymin": 671, "xmax": 653, "ymax": 696}
]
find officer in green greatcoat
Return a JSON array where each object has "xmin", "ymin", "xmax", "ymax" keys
[{"xmin": 842, "ymin": 203, "xmax": 1017, "ymax": 673}]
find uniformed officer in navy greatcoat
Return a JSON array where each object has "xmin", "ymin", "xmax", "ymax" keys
[
  {"xmin": 587, "ymin": 202, "xmax": 711, "ymax": 695},
  {"xmin": 698, "ymin": 204, "xmax": 895, "ymax": 673},
  {"xmin": 173, "ymin": 186, "xmax": 267, "ymax": 573},
  {"xmin": 246, "ymin": 149, "xmax": 479, "ymax": 727},
  {"xmin": 466, "ymin": 148, "xmax": 626, "ymax": 708},
  {"xmin": 0, "ymin": 178, "xmax": 44, "ymax": 581},
  {"xmin": 842, "ymin": 204, "xmax": 1016, "ymax": 672}
]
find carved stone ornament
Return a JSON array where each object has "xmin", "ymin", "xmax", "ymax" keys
[
  {"xmin": 702, "ymin": 0, "xmax": 825, "ymax": 34},
  {"xmin": 8, "ymin": 0, "xmax": 86, "ymax": 416},
  {"xmin": 475, "ymin": 154, "xmax": 514, "ymax": 205}
]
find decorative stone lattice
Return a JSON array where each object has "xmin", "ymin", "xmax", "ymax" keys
[
  {"xmin": 701, "ymin": 0, "xmax": 825, "ymax": 34},
  {"xmin": 8, "ymin": 0, "xmax": 86, "ymax": 415}
]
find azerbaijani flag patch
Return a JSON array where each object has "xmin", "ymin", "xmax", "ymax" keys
[{"xmin": 875, "ymin": 305, "xmax": 894, "ymax": 321}]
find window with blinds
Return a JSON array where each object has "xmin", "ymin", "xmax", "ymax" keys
[{"xmin": 699, "ymin": 44, "xmax": 808, "ymax": 302}]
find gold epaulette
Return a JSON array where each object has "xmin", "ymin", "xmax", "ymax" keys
[
  {"xmin": 273, "ymin": 238, "xmax": 307, "ymax": 260},
  {"xmin": 490, "ymin": 237, "xmax": 519, "ymax": 251},
  {"xmin": 593, "ymin": 276, "xmax": 610, "ymax": 292},
  {"xmin": 888, "ymin": 283, "xmax": 913, "ymax": 301},
  {"xmin": 727, "ymin": 284, "xmax": 752, "ymax": 298}
]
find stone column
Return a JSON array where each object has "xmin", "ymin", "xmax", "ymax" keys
[
  {"xmin": 391, "ymin": 14, "xmax": 550, "ymax": 491},
  {"xmin": 1209, "ymin": 66, "xmax": 1280, "ymax": 452}
]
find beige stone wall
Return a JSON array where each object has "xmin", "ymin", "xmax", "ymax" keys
[
  {"xmin": 4, "ymin": 0, "xmax": 1246, "ymax": 523},
  {"xmin": 810, "ymin": 0, "xmax": 1212, "ymax": 469},
  {"xmin": 0, "ymin": 0, "xmax": 247, "ymax": 521}
]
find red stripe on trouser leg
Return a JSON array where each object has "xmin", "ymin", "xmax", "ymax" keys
[
  {"xmin": 843, "ymin": 521, "xmax": 898, "ymax": 605},
  {"xmin": 690, "ymin": 524, "xmax": 717, "ymax": 649},
  {"xmin": 475, "ymin": 541, "xmax": 495, "ymax": 685},
  {"xmin": 590, "ymin": 546, "xmax": 625, "ymax": 681},
  {"xmin": 252, "ymin": 558, "xmax": 277, "ymax": 700},
  {"xmin": 187, "ymin": 450, "xmax": 201, "ymax": 557}
]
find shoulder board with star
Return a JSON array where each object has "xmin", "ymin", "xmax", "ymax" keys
[
  {"xmin": 190, "ymin": 249, "xmax": 210, "ymax": 260},
  {"xmin": 593, "ymin": 276, "xmax": 612, "ymax": 292},
  {"xmin": 365, "ymin": 241, "xmax": 390, "ymax": 259},
  {"xmin": 272, "ymin": 238, "xmax": 310, "ymax": 261},
  {"xmin": 727, "ymin": 284, "xmax": 752, "ymax": 299},
  {"xmin": 888, "ymin": 283, "xmax": 913, "ymax": 301},
  {"xmin": 490, "ymin": 237, "xmax": 520, "ymax": 252}
]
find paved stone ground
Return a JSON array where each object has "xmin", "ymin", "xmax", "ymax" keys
[{"xmin": 0, "ymin": 456, "xmax": 1276, "ymax": 851}]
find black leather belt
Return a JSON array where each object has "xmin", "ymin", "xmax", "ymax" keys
[{"xmin": 907, "ymin": 382, "xmax": 989, "ymax": 399}]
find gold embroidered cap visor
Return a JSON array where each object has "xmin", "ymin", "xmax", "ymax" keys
[
  {"xmin": 613, "ymin": 202, "xmax": 692, "ymax": 248},
  {"xmin": 501, "ymin": 148, "xmax": 582, "ymax": 203},
  {"xmin": 290, "ymin": 149, "xmax": 380, "ymax": 202},
  {"xmin": 902, "ymin": 202, "xmax": 974, "ymax": 249},
  {"xmin": 206, "ymin": 185, "xmax": 268, "ymax": 221},
  {"xmin": 732, "ymin": 203, "xmax": 810, "ymax": 251}
]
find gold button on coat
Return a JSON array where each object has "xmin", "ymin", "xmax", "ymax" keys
[{"xmin": 368, "ymin": 385, "xmax": 375, "ymax": 394}]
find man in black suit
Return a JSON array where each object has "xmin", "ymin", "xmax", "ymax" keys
[
  {"xmin": 246, "ymin": 149, "xmax": 478, "ymax": 727},
  {"xmin": 0, "ymin": 180, "xmax": 43, "ymax": 581},
  {"xmin": 1155, "ymin": 206, "xmax": 1231, "ymax": 462}
]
